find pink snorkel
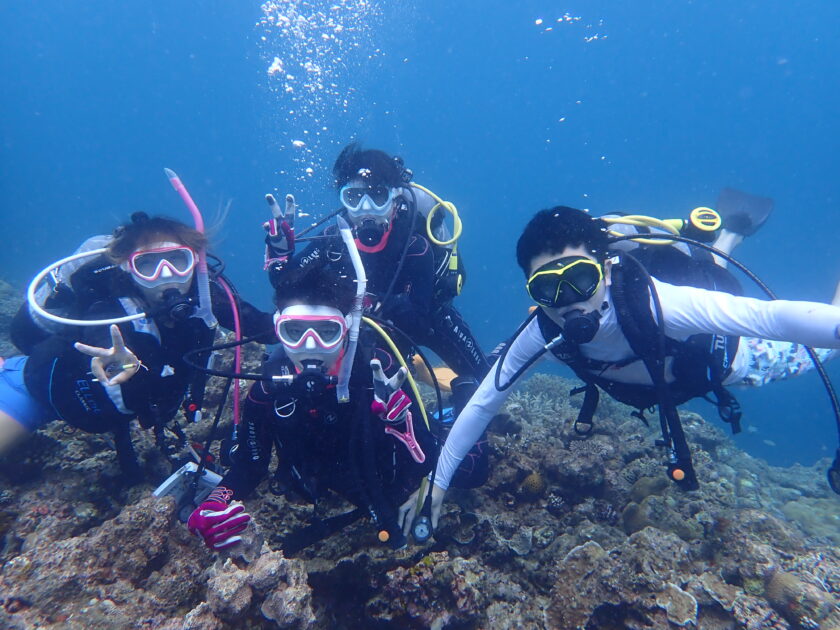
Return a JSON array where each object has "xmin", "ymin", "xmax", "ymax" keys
[
  {"xmin": 164, "ymin": 169, "xmax": 243, "ymax": 428},
  {"xmin": 163, "ymin": 168, "xmax": 216, "ymax": 329}
]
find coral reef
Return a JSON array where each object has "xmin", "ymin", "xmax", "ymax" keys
[
  {"xmin": 2, "ymin": 297, "xmax": 840, "ymax": 628},
  {"xmin": 0, "ymin": 278, "xmax": 21, "ymax": 357},
  {"xmin": 0, "ymin": 496, "xmax": 313, "ymax": 629}
]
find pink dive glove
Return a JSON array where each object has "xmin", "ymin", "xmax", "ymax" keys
[
  {"xmin": 187, "ymin": 487, "xmax": 251, "ymax": 551},
  {"xmin": 370, "ymin": 359, "xmax": 411, "ymax": 423}
]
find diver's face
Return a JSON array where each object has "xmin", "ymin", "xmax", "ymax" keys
[
  {"xmin": 528, "ymin": 245, "xmax": 611, "ymax": 328},
  {"xmin": 340, "ymin": 176, "xmax": 397, "ymax": 227},
  {"xmin": 125, "ymin": 239, "xmax": 196, "ymax": 304},
  {"xmin": 274, "ymin": 304, "xmax": 349, "ymax": 372}
]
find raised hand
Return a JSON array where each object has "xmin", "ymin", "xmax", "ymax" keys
[
  {"xmin": 370, "ymin": 359, "xmax": 411, "ymax": 423},
  {"xmin": 74, "ymin": 324, "xmax": 141, "ymax": 386},
  {"xmin": 264, "ymin": 193, "xmax": 296, "ymax": 265}
]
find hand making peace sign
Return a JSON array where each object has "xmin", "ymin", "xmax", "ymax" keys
[{"xmin": 74, "ymin": 324, "xmax": 141, "ymax": 387}]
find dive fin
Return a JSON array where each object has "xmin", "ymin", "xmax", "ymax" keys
[
  {"xmin": 411, "ymin": 354, "xmax": 456, "ymax": 392},
  {"xmin": 716, "ymin": 188, "xmax": 774, "ymax": 236}
]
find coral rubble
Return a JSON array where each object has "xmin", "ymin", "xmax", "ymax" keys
[{"xmin": 1, "ymin": 299, "xmax": 839, "ymax": 628}]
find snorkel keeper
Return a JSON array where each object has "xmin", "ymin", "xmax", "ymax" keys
[{"xmin": 336, "ymin": 215, "xmax": 367, "ymax": 402}]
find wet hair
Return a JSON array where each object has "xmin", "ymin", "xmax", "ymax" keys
[
  {"xmin": 332, "ymin": 142, "xmax": 404, "ymax": 190},
  {"xmin": 273, "ymin": 264, "xmax": 356, "ymax": 314},
  {"xmin": 108, "ymin": 212, "xmax": 208, "ymax": 263},
  {"xmin": 516, "ymin": 206, "xmax": 610, "ymax": 274}
]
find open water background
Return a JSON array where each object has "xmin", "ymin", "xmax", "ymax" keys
[{"xmin": 1, "ymin": 0, "xmax": 838, "ymax": 467}]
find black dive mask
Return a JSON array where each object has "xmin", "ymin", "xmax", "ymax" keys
[
  {"xmin": 158, "ymin": 288, "xmax": 196, "ymax": 322},
  {"xmin": 562, "ymin": 308, "xmax": 602, "ymax": 345},
  {"xmin": 355, "ymin": 219, "xmax": 387, "ymax": 247}
]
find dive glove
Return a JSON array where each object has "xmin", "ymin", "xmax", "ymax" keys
[
  {"xmin": 264, "ymin": 193, "xmax": 296, "ymax": 267},
  {"xmin": 370, "ymin": 359, "xmax": 411, "ymax": 423},
  {"xmin": 187, "ymin": 486, "xmax": 250, "ymax": 551}
]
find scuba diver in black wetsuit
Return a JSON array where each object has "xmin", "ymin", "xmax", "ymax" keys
[
  {"xmin": 263, "ymin": 143, "xmax": 490, "ymax": 393},
  {"xmin": 0, "ymin": 177, "xmax": 276, "ymax": 481},
  {"xmin": 186, "ymin": 261, "xmax": 439, "ymax": 552}
]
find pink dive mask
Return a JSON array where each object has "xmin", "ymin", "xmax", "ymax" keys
[
  {"xmin": 128, "ymin": 245, "xmax": 196, "ymax": 288},
  {"xmin": 274, "ymin": 305, "xmax": 349, "ymax": 369}
]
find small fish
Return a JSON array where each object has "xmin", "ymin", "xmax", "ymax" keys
[
  {"xmin": 762, "ymin": 439, "xmax": 777, "ymax": 447},
  {"xmin": 746, "ymin": 425, "xmax": 758, "ymax": 434}
]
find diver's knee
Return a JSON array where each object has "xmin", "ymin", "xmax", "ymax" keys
[{"xmin": 0, "ymin": 411, "xmax": 31, "ymax": 455}]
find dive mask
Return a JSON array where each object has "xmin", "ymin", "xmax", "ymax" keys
[
  {"xmin": 339, "ymin": 184, "xmax": 395, "ymax": 218},
  {"xmin": 526, "ymin": 256, "xmax": 603, "ymax": 308},
  {"xmin": 274, "ymin": 305, "xmax": 349, "ymax": 370},
  {"xmin": 128, "ymin": 244, "xmax": 196, "ymax": 289}
]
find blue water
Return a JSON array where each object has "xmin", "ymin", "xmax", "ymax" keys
[{"xmin": 1, "ymin": 1, "xmax": 838, "ymax": 467}]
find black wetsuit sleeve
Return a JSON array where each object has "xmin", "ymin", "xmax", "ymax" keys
[
  {"xmin": 10, "ymin": 302, "xmax": 48, "ymax": 355},
  {"xmin": 267, "ymin": 229, "xmax": 342, "ymax": 292},
  {"xmin": 424, "ymin": 303, "xmax": 490, "ymax": 379},
  {"xmin": 383, "ymin": 234, "xmax": 489, "ymax": 379},
  {"xmin": 22, "ymin": 300, "xmax": 139, "ymax": 433},
  {"xmin": 218, "ymin": 382, "xmax": 275, "ymax": 499},
  {"xmin": 381, "ymin": 234, "xmax": 436, "ymax": 335},
  {"xmin": 210, "ymin": 279, "xmax": 276, "ymax": 344}
]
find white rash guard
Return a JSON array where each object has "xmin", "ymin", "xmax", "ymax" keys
[{"xmin": 435, "ymin": 278, "xmax": 840, "ymax": 490}]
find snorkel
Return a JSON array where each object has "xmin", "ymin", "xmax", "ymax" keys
[
  {"xmin": 164, "ymin": 168, "xmax": 217, "ymax": 329},
  {"xmin": 336, "ymin": 215, "xmax": 367, "ymax": 403},
  {"xmin": 28, "ymin": 170, "xmax": 217, "ymax": 329}
]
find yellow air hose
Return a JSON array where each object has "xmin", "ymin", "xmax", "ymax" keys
[
  {"xmin": 410, "ymin": 182, "xmax": 463, "ymax": 247},
  {"xmin": 601, "ymin": 207, "xmax": 721, "ymax": 246},
  {"xmin": 602, "ymin": 214, "xmax": 681, "ymax": 245}
]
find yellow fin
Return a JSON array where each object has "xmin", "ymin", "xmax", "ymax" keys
[{"xmin": 411, "ymin": 355, "xmax": 455, "ymax": 392}]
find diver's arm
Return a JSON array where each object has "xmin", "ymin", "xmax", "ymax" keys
[
  {"xmin": 217, "ymin": 387, "xmax": 274, "ymax": 499},
  {"xmin": 426, "ymin": 304, "xmax": 490, "ymax": 379},
  {"xmin": 654, "ymin": 279, "xmax": 840, "ymax": 348},
  {"xmin": 434, "ymin": 316, "xmax": 547, "ymax": 490},
  {"xmin": 209, "ymin": 279, "xmax": 275, "ymax": 343},
  {"xmin": 266, "ymin": 230, "xmax": 335, "ymax": 291},
  {"xmin": 383, "ymin": 234, "xmax": 436, "ymax": 329},
  {"xmin": 402, "ymin": 234, "xmax": 436, "ymax": 318}
]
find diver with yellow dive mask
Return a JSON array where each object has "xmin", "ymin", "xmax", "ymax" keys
[{"xmin": 400, "ymin": 203, "xmax": 840, "ymax": 539}]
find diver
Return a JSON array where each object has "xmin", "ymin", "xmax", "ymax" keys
[
  {"xmin": 0, "ymin": 208, "xmax": 275, "ymax": 481},
  {"xmin": 264, "ymin": 143, "xmax": 490, "ymax": 389},
  {"xmin": 186, "ymin": 264, "xmax": 438, "ymax": 552},
  {"xmin": 399, "ymin": 205, "xmax": 840, "ymax": 533}
]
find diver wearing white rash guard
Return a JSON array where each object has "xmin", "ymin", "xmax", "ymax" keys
[
  {"xmin": 436, "ymin": 279, "xmax": 840, "ymax": 491},
  {"xmin": 398, "ymin": 206, "xmax": 840, "ymax": 534}
]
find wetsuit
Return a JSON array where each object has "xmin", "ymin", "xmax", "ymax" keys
[
  {"xmin": 5, "ymin": 253, "xmax": 274, "ymax": 471},
  {"xmin": 220, "ymin": 336, "xmax": 436, "ymax": 541},
  {"xmin": 270, "ymin": 208, "xmax": 488, "ymax": 380}
]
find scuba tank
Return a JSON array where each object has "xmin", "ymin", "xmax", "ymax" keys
[{"xmin": 401, "ymin": 183, "xmax": 465, "ymax": 300}]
